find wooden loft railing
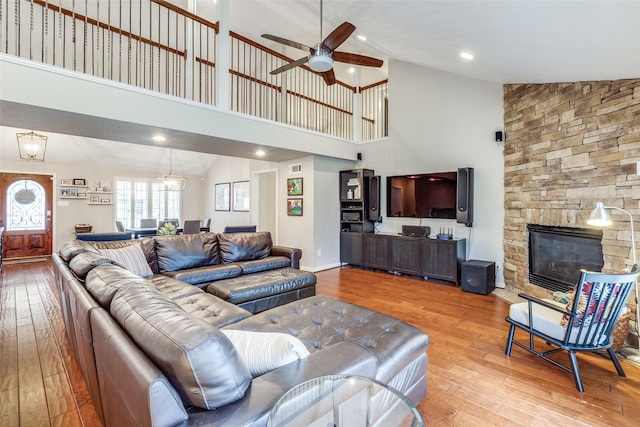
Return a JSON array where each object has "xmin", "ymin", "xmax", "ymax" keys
[
  {"xmin": 2, "ymin": 0, "xmax": 217, "ymax": 104},
  {"xmin": 1, "ymin": 0, "xmax": 388, "ymax": 141}
]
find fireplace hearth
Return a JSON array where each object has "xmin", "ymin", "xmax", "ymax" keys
[{"xmin": 528, "ymin": 224, "xmax": 604, "ymax": 292}]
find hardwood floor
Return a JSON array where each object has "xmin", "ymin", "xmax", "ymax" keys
[{"xmin": 1, "ymin": 261, "xmax": 638, "ymax": 426}]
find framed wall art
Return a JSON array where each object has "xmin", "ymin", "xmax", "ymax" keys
[
  {"xmin": 60, "ymin": 178, "xmax": 73, "ymax": 186},
  {"xmin": 287, "ymin": 198, "xmax": 303, "ymax": 216},
  {"xmin": 215, "ymin": 183, "xmax": 230, "ymax": 211},
  {"xmin": 233, "ymin": 181, "xmax": 250, "ymax": 211},
  {"xmin": 73, "ymin": 178, "xmax": 86, "ymax": 186},
  {"xmin": 287, "ymin": 177, "xmax": 303, "ymax": 196}
]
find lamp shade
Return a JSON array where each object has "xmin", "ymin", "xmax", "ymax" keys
[
  {"xmin": 16, "ymin": 131, "xmax": 47, "ymax": 161},
  {"xmin": 587, "ymin": 202, "xmax": 612, "ymax": 227}
]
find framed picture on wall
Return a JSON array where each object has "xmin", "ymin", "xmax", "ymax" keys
[
  {"xmin": 287, "ymin": 177, "xmax": 303, "ymax": 196},
  {"xmin": 287, "ymin": 198, "xmax": 303, "ymax": 216},
  {"xmin": 215, "ymin": 183, "xmax": 230, "ymax": 211},
  {"xmin": 233, "ymin": 181, "xmax": 250, "ymax": 211}
]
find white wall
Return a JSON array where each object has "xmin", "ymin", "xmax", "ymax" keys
[
  {"xmin": 203, "ymin": 156, "xmax": 278, "ymax": 232},
  {"xmin": 357, "ymin": 59, "xmax": 505, "ymax": 284},
  {"xmin": 313, "ymin": 156, "xmax": 355, "ymax": 271}
]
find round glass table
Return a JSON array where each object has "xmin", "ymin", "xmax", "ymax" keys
[{"xmin": 267, "ymin": 375, "xmax": 425, "ymax": 427}]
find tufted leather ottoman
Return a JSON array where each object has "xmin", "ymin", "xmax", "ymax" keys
[
  {"xmin": 224, "ymin": 296, "xmax": 430, "ymax": 403},
  {"xmin": 206, "ymin": 267, "xmax": 317, "ymax": 314}
]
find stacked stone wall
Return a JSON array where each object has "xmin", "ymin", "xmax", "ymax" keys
[{"xmin": 503, "ymin": 79, "xmax": 640, "ymax": 301}]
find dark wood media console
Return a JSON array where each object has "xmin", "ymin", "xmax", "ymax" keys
[{"xmin": 340, "ymin": 232, "xmax": 467, "ymax": 284}]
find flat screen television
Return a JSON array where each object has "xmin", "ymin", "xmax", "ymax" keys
[{"xmin": 386, "ymin": 171, "xmax": 457, "ymax": 219}]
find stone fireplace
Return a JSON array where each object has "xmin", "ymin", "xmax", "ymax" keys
[
  {"xmin": 503, "ymin": 79, "xmax": 640, "ymax": 302},
  {"xmin": 527, "ymin": 224, "xmax": 603, "ymax": 293}
]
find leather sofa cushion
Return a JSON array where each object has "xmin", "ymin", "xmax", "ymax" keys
[
  {"xmin": 218, "ymin": 232, "xmax": 272, "ymax": 263},
  {"xmin": 236, "ymin": 256, "xmax": 291, "ymax": 274},
  {"xmin": 174, "ymin": 293, "xmax": 252, "ymax": 328},
  {"xmin": 60, "ymin": 240, "xmax": 98, "ymax": 262},
  {"xmin": 155, "ymin": 233, "xmax": 219, "ymax": 272},
  {"xmin": 148, "ymin": 275, "xmax": 204, "ymax": 300},
  {"xmin": 206, "ymin": 268, "xmax": 317, "ymax": 305},
  {"xmin": 164, "ymin": 264, "xmax": 242, "ymax": 287},
  {"xmin": 110, "ymin": 284, "xmax": 252, "ymax": 410},
  {"xmin": 69, "ymin": 251, "xmax": 114, "ymax": 280},
  {"xmin": 86, "ymin": 264, "xmax": 153, "ymax": 308}
]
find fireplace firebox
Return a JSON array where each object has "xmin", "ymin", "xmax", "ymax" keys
[{"xmin": 528, "ymin": 224, "xmax": 604, "ymax": 292}]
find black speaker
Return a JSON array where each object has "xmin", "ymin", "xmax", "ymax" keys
[
  {"xmin": 456, "ymin": 167, "xmax": 474, "ymax": 227},
  {"xmin": 461, "ymin": 260, "xmax": 495, "ymax": 295},
  {"xmin": 495, "ymin": 131, "xmax": 505, "ymax": 142},
  {"xmin": 368, "ymin": 175, "xmax": 381, "ymax": 222}
]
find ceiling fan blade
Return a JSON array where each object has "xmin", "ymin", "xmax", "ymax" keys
[
  {"xmin": 270, "ymin": 56, "xmax": 309, "ymax": 75},
  {"xmin": 321, "ymin": 22, "xmax": 356, "ymax": 52},
  {"xmin": 332, "ymin": 51, "xmax": 383, "ymax": 68},
  {"xmin": 262, "ymin": 34, "xmax": 311, "ymax": 52},
  {"xmin": 320, "ymin": 69, "xmax": 336, "ymax": 85}
]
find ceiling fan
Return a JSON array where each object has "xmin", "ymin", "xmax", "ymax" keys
[{"xmin": 261, "ymin": 0, "xmax": 383, "ymax": 85}]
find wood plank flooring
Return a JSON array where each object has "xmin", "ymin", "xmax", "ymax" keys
[{"xmin": 1, "ymin": 261, "xmax": 638, "ymax": 426}]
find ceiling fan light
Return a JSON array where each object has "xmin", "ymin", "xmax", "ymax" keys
[{"xmin": 308, "ymin": 54, "xmax": 333, "ymax": 72}]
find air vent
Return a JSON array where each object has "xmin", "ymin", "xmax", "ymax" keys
[{"xmin": 289, "ymin": 163, "xmax": 303, "ymax": 174}]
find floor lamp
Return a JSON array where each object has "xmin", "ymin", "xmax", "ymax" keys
[{"xmin": 587, "ymin": 202, "xmax": 640, "ymax": 363}]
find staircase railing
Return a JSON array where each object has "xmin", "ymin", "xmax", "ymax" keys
[{"xmin": 1, "ymin": 0, "xmax": 387, "ymax": 141}]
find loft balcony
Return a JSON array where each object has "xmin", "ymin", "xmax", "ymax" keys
[{"xmin": 0, "ymin": 0, "xmax": 388, "ymax": 152}]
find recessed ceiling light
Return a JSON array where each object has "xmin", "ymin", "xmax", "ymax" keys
[
  {"xmin": 152, "ymin": 135, "xmax": 166, "ymax": 142},
  {"xmin": 255, "ymin": 150, "xmax": 266, "ymax": 157},
  {"xmin": 460, "ymin": 51, "xmax": 474, "ymax": 61},
  {"xmin": 348, "ymin": 67, "xmax": 355, "ymax": 74},
  {"xmin": 357, "ymin": 35, "xmax": 367, "ymax": 42}
]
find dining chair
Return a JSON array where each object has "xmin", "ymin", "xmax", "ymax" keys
[
  {"xmin": 140, "ymin": 218, "xmax": 157, "ymax": 228},
  {"xmin": 182, "ymin": 220, "xmax": 201, "ymax": 234},
  {"xmin": 115, "ymin": 221, "xmax": 125, "ymax": 232},
  {"xmin": 505, "ymin": 270, "xmax": 637, "ymax": 392}
]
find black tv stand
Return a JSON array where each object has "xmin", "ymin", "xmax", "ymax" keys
[{"xmin": 340, "ymin": 232, "xmax": 466, "ymax": 284}]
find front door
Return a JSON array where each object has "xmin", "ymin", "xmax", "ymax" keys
[{"xmin": 0, "ymin": 173, "xmax": 53, "ymax": 259}]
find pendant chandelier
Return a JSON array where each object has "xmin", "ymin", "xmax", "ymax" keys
[
  {"xmin": 16, "ymin": 131, "xmax": 48, "ymax": 161},
  {"xmin": 154, "ymin": 149, "xmax": 188, "ymax": 191}
]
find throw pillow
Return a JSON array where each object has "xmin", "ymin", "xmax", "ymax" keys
[
  {"xmin": 560, "ymin": 281, "xmax": 621, "ymax": 327},
  {"xmin": 222, "ymin": 329, "xmax": 310, "ymax": 377},
  {"xmin": 99, "ymin": 243, "xmax": 154, "ymax": 278}
]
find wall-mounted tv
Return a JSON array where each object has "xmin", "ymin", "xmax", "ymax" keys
[{"xmin": 387, "ymin": 171, "xmax": 457, "ymax": 219}]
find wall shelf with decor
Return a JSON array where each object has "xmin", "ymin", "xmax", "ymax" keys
[
  {"xmin": 59, "ymin": 178, "xmax": 88, "ymax": 199},
  {"xmin": 88, "ymin": 194, "xmax": 113, "ymax": 205}
]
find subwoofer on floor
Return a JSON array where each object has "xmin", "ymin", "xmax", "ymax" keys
[{"xmin": 461, "ymin": 260, "xmax": 495, "ymax": 295}]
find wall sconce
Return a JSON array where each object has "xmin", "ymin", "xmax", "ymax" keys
[{"xmin": 16, "ymin": 131, "xmax": 48, "ymax": 162}]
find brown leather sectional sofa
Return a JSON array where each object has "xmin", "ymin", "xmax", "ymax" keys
[{"xmin": 52, "ymin": 232, "xmax": 430, "ymax": 426}]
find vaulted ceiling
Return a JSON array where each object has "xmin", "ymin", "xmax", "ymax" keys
[{"xmin": 215, "ymin": 0, "xmax": 640, "ymax": 86}]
